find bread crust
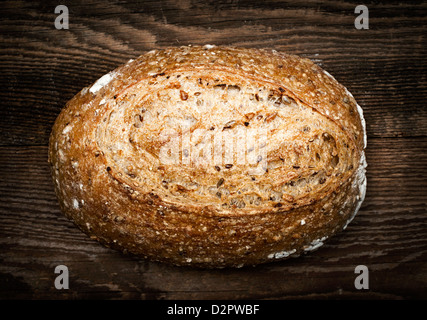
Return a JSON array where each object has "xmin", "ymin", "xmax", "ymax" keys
[{"xmin": 48, "ymin": 45, "xmax": 367, "ymax": 268}]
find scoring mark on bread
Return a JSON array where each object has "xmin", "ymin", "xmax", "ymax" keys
[{"xmin": 89, "ymin": 60, "xmax": 360, "ymax": 214}]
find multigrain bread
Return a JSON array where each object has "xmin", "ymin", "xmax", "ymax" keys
[{"xmin": 48, "ymin": 45, "xmax": 367, "ymax": 268}]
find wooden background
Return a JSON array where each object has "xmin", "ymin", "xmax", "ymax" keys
[{"xmin": 0, "ymin": 0, "xmax": 426, "ymax": 300}]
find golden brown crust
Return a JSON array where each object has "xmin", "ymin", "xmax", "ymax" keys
[{"xmin": 48, "ymin": 45, "xmax": 367, "ymax": 268}]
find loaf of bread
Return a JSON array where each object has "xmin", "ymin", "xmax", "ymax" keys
[{"xmin": 48, "ymin": 45, "xmax": 367, "ymax": 268}]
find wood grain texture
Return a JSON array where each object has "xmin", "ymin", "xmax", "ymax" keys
[{"xmin": 0, "ymin": 0, "xmax": 426, "ymax": 299}]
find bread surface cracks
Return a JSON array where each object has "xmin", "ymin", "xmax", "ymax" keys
[{"xmin": 95, "ymin": 69, "xmax": 357, "ymax": 212}]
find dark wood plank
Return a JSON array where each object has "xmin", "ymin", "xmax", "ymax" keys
[
  {"xmin": 0, "ymin": 136, "xmax": 425, "ymax": 299},
  {"xmin": 0, "ymin": 0, "xmax": 426, "ymax": 145}
]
